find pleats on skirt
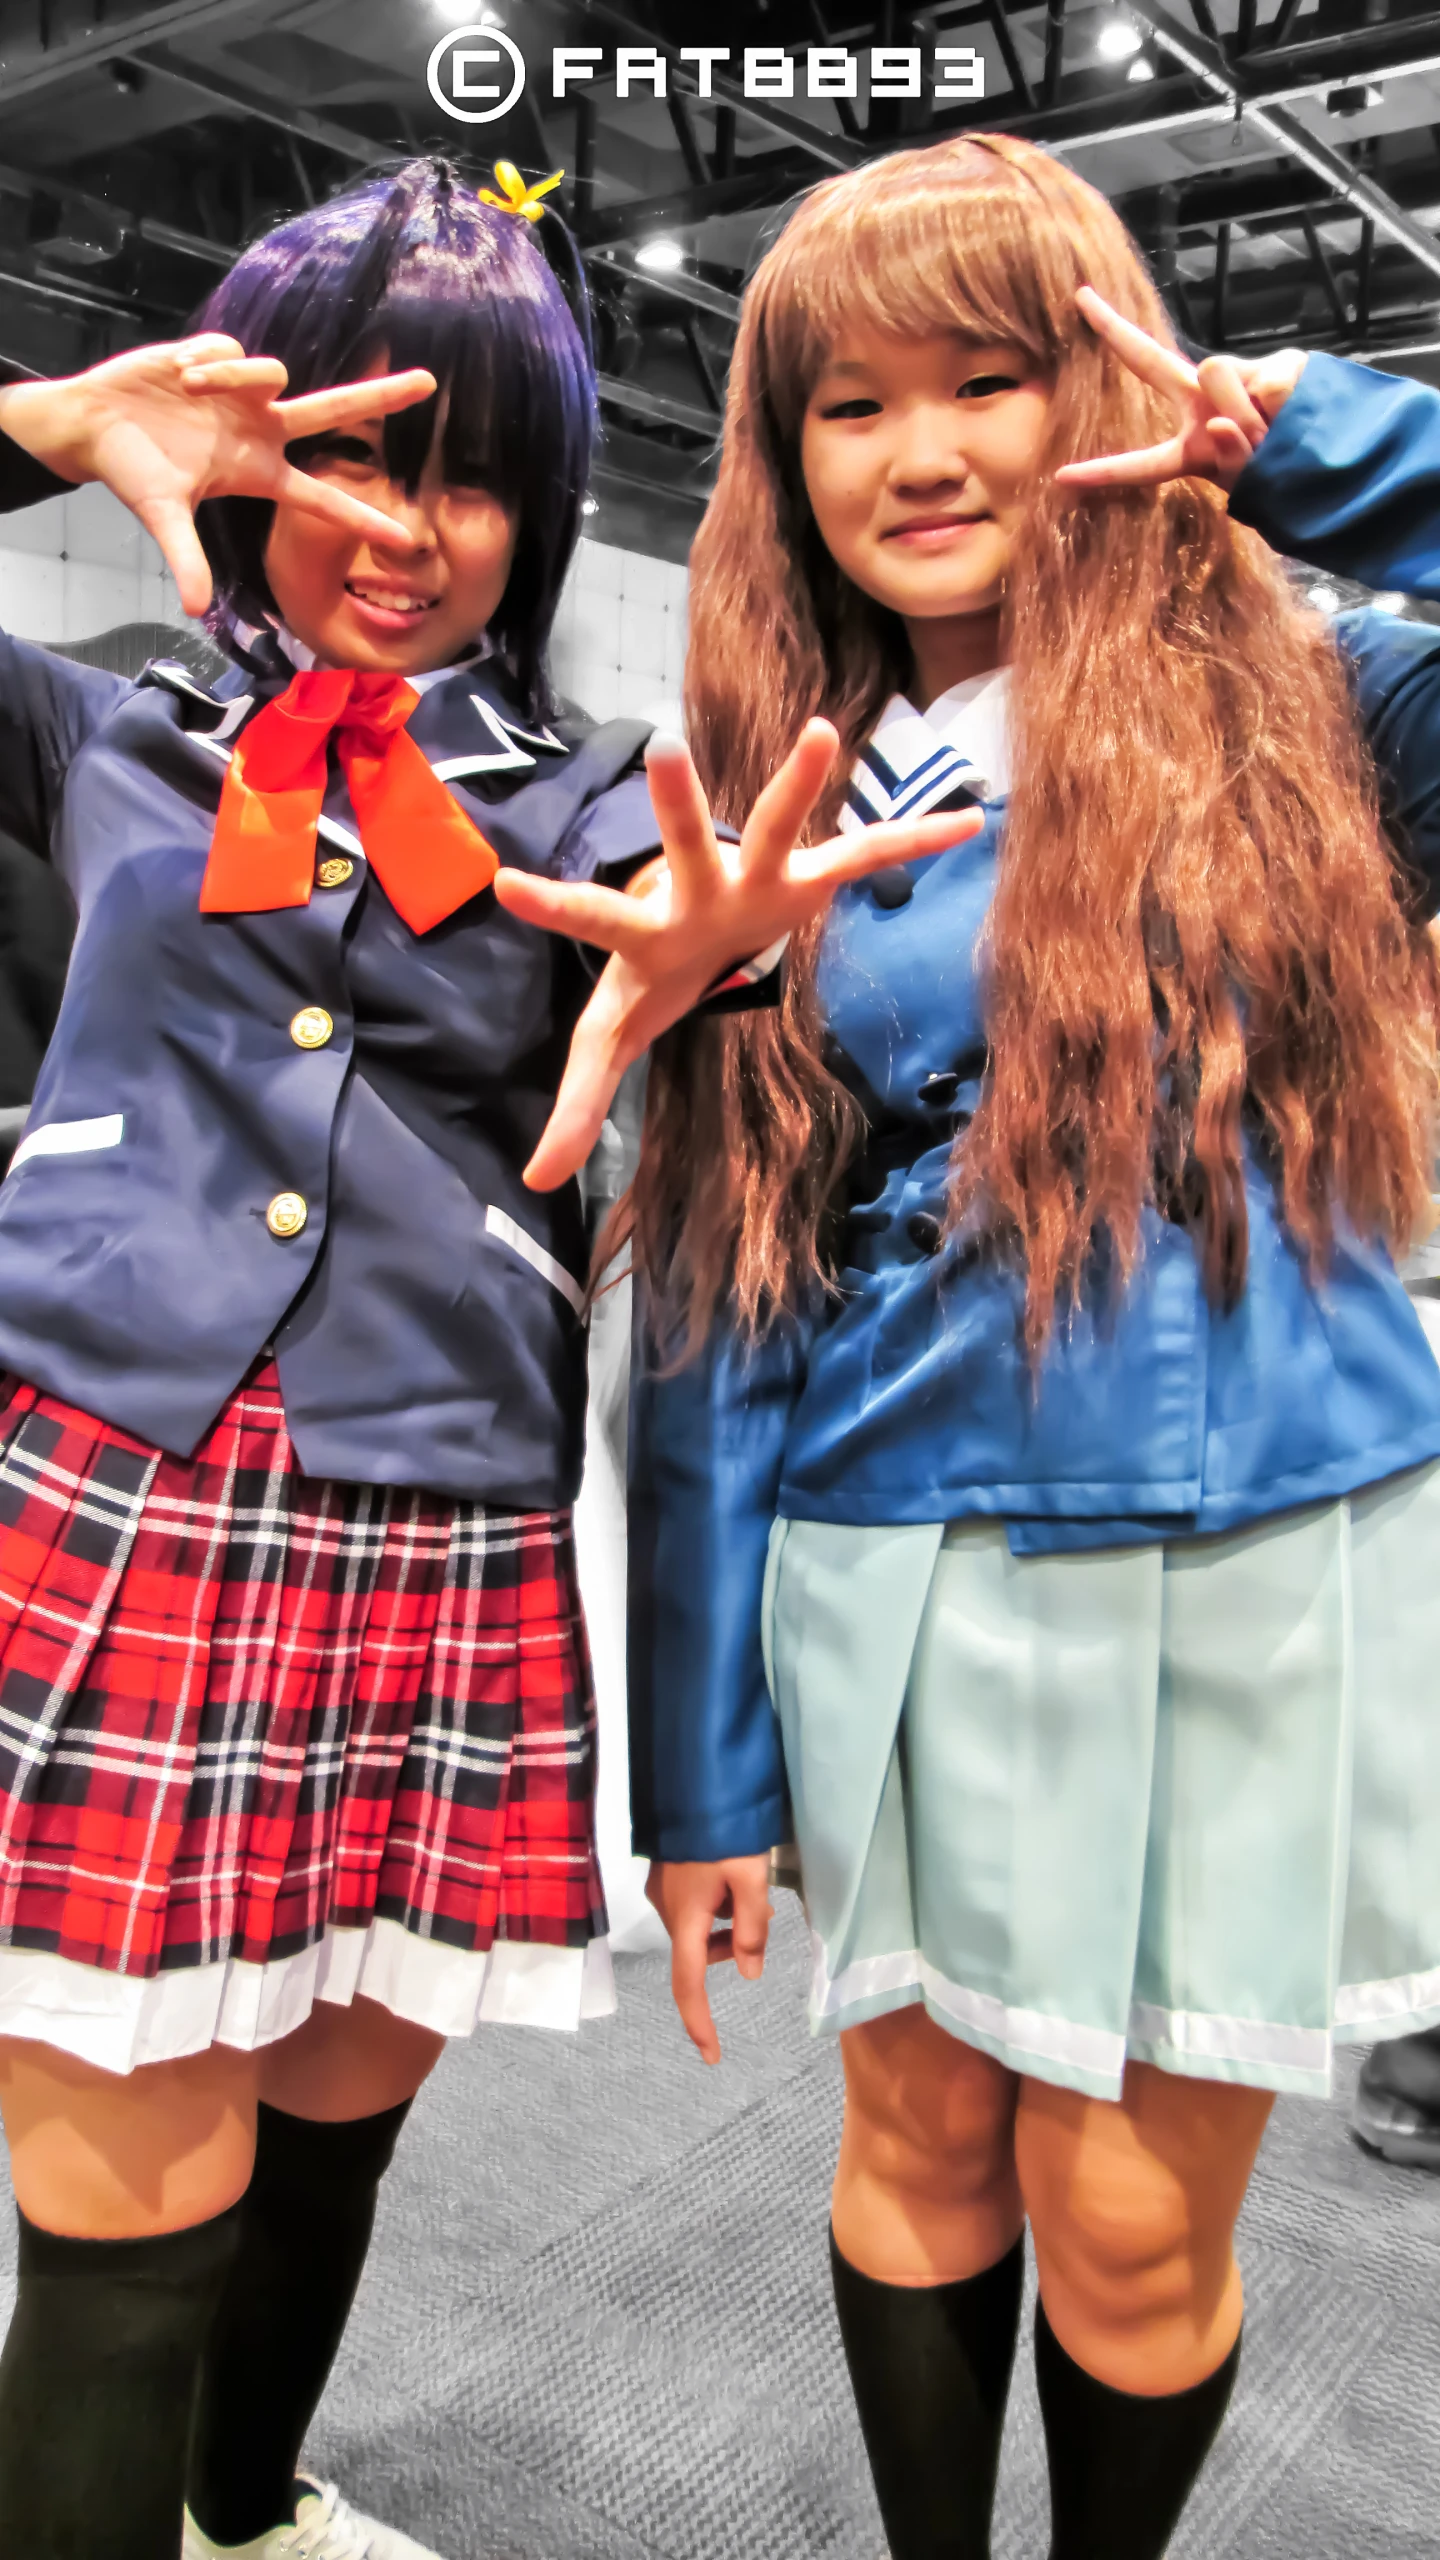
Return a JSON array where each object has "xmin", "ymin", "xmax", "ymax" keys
[
  {"xmin": 0, "ymin": 1362, "xmax": 613, "ymax": 2074},
  {"xmin": 764, "ymin": 1462, "xmax": 1440, "ymax": 2100}
]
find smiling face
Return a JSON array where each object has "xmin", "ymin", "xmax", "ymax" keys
[
  {"xmin": 800, "ymin": 328, "xmax": 1053, "ymax": 703},
  {"xmin": 263, "ymin": 380, "xmax": 518, "ymax": 676}
]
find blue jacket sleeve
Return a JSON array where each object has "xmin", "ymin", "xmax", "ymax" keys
[
  {"xmin": 626, "ymin": 1305, "xmax": 808, "ymax": 1862},
  {"xmin": 1229, "ymin": 353, "xmax": 1440, "ymax": 914},
  {"xmin": 1230, "ymin": 349, "xmax": 1440, "ymax": 598}
]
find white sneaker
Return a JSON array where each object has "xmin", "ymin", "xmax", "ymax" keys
[{"xmin": 183, "ymin": 2475, "xmax": 448, "ymax": 2560}]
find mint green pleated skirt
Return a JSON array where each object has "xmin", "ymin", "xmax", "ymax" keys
[{"xmin": 761, "ymin": 1462, "xmax": 1440, "ymax": 2101}]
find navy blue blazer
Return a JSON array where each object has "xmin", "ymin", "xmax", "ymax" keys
[
  {"xmin": 628, "ymin": 349, "xmax": 1440, "ymax": 1864},
  {"xmin": 0, "ymin": 432, "xmax": 670, "ymax": 1507}
]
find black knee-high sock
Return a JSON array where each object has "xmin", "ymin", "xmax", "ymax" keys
[
  {"xmin": 829, "ymin": 2228, "xmax": 1024, "ymax": 2559},
  {"xmin": 0, "ymin": 2203, "xmax": 241, "ymax": 2560},
  {"xmin": 187, "ymin": 2098, "xmax": 412, "ymax": 2547},
  {"xmin": 1035, "ymin": 2299, "xmax": 1241, "ymax": 2560}
]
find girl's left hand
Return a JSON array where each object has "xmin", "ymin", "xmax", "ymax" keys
[
  {"xmin": 1056, "ymin": 286, "xmax": 1308, "ymax": 495},
  {"xmin": 493, "ymin": 718, "xmax": 983, "ymax": 1192}
]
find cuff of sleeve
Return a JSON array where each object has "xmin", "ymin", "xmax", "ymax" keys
[
  {"xmin": 697, "ymin": 935, "xmax": 788, "ymax": 1018},
  {"xmin": 631, "ymin": 1785, "xmax": 791, "ymax": 1865}
]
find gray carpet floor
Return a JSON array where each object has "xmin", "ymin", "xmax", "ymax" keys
[{"xmin": 2, "ymin": 1896, "xmax": 1437, "ymax": 2558}]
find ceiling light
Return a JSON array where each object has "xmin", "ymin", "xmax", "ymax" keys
[
  {"xmin": 1097, "ymin": 16, "xmax": 1143, "ymax": 60},
  {"xmin": 1326, "ymin": 82, "xmax": 1382, "ymax": 115},
  {"xmin": 1126, "ymin": 53, "xmax": 1156, "ymax": 80},
  {"xmin": 636, "ymin": 237, "xmax": 685, "ymax": 273}
]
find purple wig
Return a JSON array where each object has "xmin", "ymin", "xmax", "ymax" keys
[{"xmin": 190, "ymin": 158, "xmax": 596, "ymax": 715}]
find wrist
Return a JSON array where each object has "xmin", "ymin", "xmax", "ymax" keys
[{"xmin": 0, "ymin": 377, "xmax": 95, "ymax": 485}]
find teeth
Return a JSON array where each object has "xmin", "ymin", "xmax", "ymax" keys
[{"xmin": 349, "ymin": 587, "xmax": 430, "ymax": 612}]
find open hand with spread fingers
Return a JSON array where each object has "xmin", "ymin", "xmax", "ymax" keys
[
  {"xmin": 0, "ymin": 335, "xmax": 438, "ymax": 615},
  {"xmin": 493, "ymin": 716, "xmax": 984, "ymax": 1192},
  {"xmin": 1056, "ymin": 286, "xmax": 1308, "ymax": 496}
]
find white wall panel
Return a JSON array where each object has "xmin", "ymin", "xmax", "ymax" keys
[
  {"xmin": 550, "ymin": 534, "xmax": 688, "ymax": 731},
  {"xmin": 0, "ymin": 484, "xmax": 181, "ymax": 638},
  {"xmin": 0, "ymin": 503, "xmax": 691, "ymax": 744}
]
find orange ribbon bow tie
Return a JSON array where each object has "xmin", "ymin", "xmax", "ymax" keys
[{"xmin": 200, "ymin": 669, "xmax": 500, "ymax": 936}]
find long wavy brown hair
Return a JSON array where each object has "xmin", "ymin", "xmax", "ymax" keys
[{"xmin": 621, "ymin": 132, "xmax": 1439, "ymax": 1357}]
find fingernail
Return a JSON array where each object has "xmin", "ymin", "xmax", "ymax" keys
[{"xmin": 644, "ymin": 729, "xmax": 688, "ymax": 761}]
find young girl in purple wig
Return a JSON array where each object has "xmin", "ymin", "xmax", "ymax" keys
[{"xmin": 0, "ymin": 153, "xmax": 956, "ymax": 2560}]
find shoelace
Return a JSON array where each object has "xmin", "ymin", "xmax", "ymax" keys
[{"xmin": 282, "ymin": 2483, "xmax": 374, "ymax": 2560}]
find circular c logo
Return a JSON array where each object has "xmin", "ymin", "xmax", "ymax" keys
[{"xmin": 426, "ymin": 23, "xmax": 526, "ymax": 124}]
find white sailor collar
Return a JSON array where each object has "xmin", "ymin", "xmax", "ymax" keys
[{"xmin": 843, "ymin": 664, "xmax": 1011, "ymax": 832}]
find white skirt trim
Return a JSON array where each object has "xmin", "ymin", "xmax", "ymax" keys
[
  {"xmin": 810, "ymin": 1935, "xmax": 1128, "ymax": 2087},
  {"xmin": 1333, "ymin": 1955, "xmax": 1440, "ymax": 2036},
  {"xmin": 0, "ymin": 1919, "xmax": 617, "ymax": 2077},
  {"xmin": 811, "ymin": 1930, "xmax": 1440, "ymax": 2100}
]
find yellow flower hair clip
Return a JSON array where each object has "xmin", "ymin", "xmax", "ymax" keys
[{"xmin": 478, "ymin": 162, "xmax": 564, "ymax": 224}]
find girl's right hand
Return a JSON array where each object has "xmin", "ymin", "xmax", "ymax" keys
[
  {"xmin": 645, "ymin": 1855, "xmax": 773, "ymax": 2064},
  {"xmin": 0, "ymin": 335, "xmax": 437, "ymax": 616}
]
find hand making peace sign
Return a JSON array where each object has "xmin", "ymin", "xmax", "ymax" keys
[
  {"xmin": 0, "ymin": 335, "xmax": 437, "ymax": 616},
  {"xmin": 1057, "ymin": 285, "xmax": 1309, "ymax": 495}
]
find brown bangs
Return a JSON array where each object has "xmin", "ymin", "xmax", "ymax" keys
[{"xmin": 753, "ymin": 136, "xmax": 1151, "ymax": 443}]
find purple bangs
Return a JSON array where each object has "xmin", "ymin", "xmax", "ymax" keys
[{"xmin": 191, "ymin": 158, "xmax": 596, "ymax": 715}]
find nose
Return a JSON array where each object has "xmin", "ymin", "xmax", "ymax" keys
[
  {"xmin": 888, "ymin": 402, "xmax": 970, "ymax": 493},
  {"xmin": 369, "ymin": 483, "xmax": 439, "ymax": 557}
]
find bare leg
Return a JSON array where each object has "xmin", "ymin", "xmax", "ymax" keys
[
  {"xmin": 833, "ymin": 2005, "xmax": 1023, "ymax": 2282},
  {"xmin": 0, "ymin": 2034, "xmax": 258, "ymax": 2237},
  {"xmin": 1016, "ymin": 2060, "xmax": 1273, "ymax": 2394}
]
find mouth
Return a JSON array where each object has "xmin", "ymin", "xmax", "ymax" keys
[
  {"xmin": 344, "ymin": 582, "xmax": 441, "ymax": 632},
  {"xmin": 883, "ymin": 514, "xmax": 991, "ymax": 547}
]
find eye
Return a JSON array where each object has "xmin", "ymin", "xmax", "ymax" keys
[
  {"xmin": 956, "ymin": 372, "xmax": 1025, "ymax": 401},
  {"xmin": 289, "ymin": 432, "xmax": 383, "ymax": 474},
  {"xmin": 817, "ymin": 395, "xmax": 882, "ymax": 421}
]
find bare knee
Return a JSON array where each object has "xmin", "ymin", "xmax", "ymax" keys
[
  {"xmin": 1017, "ymin": 2064, "xmax": 1272, "ymax": 2390},
  {"xmin": 0, "ymin": 2035, "xmax": 257, "ymax": 2239},
  {"xmin": 834, "ymin": 2006, "xmax": 1022, "ymax": 2284},
  {"xmin": 844, "ymin": 2008, "xmax": 1017, "ymax": 2206}
]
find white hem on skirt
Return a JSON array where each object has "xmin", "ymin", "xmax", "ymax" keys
[
  {"xmin": 0, "ymin": 1919, "xmax": 617, "ymax": 2076},
  {"xmin": 810, "ymin": 1932, "xmax": 1440, "ymax": 2102}
]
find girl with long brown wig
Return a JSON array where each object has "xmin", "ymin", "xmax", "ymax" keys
[{"xmin": 499, "ymin": 132, "xmax": 1440, "ymax": 2558}]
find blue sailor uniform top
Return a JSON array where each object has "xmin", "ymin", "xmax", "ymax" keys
[
  {"xmin": 0, "ymin": 429, "xmax": 678, "ymax": 1509},
  {"xmin": 629, "ymin": 349, "xmax": 1440, "ymax": 1865}
]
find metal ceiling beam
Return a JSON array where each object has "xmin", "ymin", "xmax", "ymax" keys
[
  {"xmin": 135, "ymin": 44, "xmax": 392, "ymax": 164},
  {"xmin": 582, "ymin": 156, "xmax": 815, "ymax": 246},
  {"xmin": 596, "ymin": 373, "xmax": 718, "ymax": 437},
  {"xmin": 0, "ymin": 261, "xmax": 169, "ymax": 324},
  {"xmin": 986, "ymin": 18, "xmax": 1440, "ymax": 156},
  {"xmin": 565, "ymin": 0, "xmax": 862, "ymax": 172},
  {"xmin": 584, "ymin": 245, "xmax": 741, "ymax": 324},
  {"xmin": 0, "ymin": 0, "xmax": 285, "ymax": 108},
  {"xmin": 1121, "ymin": 0, "xmax": 1440, "ymax": 284},
  {"xmin": 0, "ymin": 161, "xmax": 230, "ymax": 270}
]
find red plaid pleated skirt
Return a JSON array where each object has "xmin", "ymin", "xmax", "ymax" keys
[{"xmin": 0, "ymin": 1362, "xmax": 611, "ymax": 2072}]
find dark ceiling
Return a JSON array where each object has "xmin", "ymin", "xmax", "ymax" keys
[{"xmin": 1, "ymin": 0, "xmax": 1439, "ymax": 558}]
